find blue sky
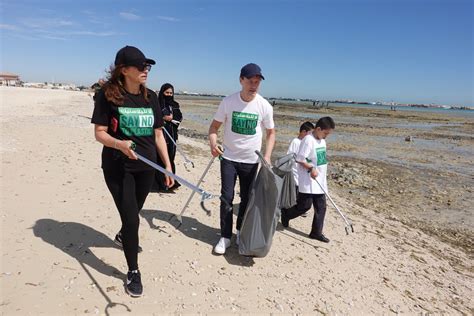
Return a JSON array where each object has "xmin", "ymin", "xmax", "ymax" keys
[{"xmin": 1, "ymin": 0, "xmax": 472, "ymax": 106}]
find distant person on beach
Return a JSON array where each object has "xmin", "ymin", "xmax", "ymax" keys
[
  {"xmin": 208, "ymin": 63, "xmax": 275, "ymax": 255},
  {"xmin": 91, "ymin": 45, "xmax": 174, "ymax": 297},
  {"xmin": 151, "ymin": 83, "xmax": 183, "ymax": 193},
  {"xmin": 284, "ymin": 121, "xmax": 315, "ymax": 217},
  {"xmin": 281, "ymin": 116, "xmax": 335, "ymax": 243}
]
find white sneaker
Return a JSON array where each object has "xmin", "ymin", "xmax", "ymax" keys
[
  {"xmin": 214, "ymin": 237, "xmax": 231, "ymax": 255},
  {"xmin": 236, "ymin": 230, "xmax": 240, "ymax": 246}
]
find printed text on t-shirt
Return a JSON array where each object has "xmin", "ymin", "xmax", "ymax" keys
[
  {"xmin": 231, "ymin": 111, "xmax": 258, "ymax": 135},
  {"xmin": 118, "ymin": 107, "xmax": 155, "ymax": 136},
  {"xmin": 316, "ymin": 147, "xmax": 327, "ymax": 166}
]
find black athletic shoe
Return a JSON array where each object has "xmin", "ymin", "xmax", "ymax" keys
[
  {"xmin": 114, "ymin": 232, "xmax": 143, "ymax": 253},
  {"xmin": 126, "ymin": 270, "xmax": 143, "ymax": 297},
  {"xmin": 281, "ymin": 210, "xmax": 289, "ymax": 228},
  {"xmin": 308, "ymin": 233, "xmax": 330, "ymax": 243}
]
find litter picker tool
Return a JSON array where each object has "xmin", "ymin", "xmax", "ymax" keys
[
  {"xmin": 305, "ymin": 158, "xmax": 354, "ymax": 234},
  {"xmin": 314, "ymin": 177, "xmax": 354, "ymax": 235},
  {"xmin": 161, "ymin": 127, "xmax": 194, "ymax": 171},
  {"xmin": 130, "ymin": 143, "xmax": 217, "ymax": 214},
  {"xmin": 173, "ymin": 145, "xmax": 224, "ymax": 227}
]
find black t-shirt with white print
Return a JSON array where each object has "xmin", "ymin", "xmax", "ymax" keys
[{"xmin": 91, "ymin": 88, "xmax": 164, "ymax": 172}]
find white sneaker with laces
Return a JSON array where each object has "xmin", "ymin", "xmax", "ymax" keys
[
  {"xmin": 214, "ymin": 237, "xmax": 231, "ymax": 255},
  {"xmin": 236, "ymin": 230, "xmax": 240, "ymax": 246}
]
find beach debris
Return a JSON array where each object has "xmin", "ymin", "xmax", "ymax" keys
[{"xmin": 25, "ymin": 282, "xmax": 38, "ymax": 286}]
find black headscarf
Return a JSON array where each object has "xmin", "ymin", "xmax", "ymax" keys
[{"xmin": 158, "ymin": 83, "xmax": 178, "ymax": 114}]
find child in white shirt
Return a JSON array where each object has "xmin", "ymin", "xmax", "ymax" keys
[
  {"xmin": 287, "ymin": 121, "xmax": 315, "ymax": 186},
  {"xmin": 281, "ymin": 117, "xmax": 335, "ymax": 243}
]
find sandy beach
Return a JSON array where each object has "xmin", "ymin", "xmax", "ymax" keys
[{"xmin": 1, "ymin": 86, "xmax": 472, "ymax": 314}]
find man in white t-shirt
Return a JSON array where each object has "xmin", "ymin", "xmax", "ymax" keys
[
  {"xmin": 281, "ymin": 117, "xmax": 335, "ymax": 243},
  {"xmin": 208, "ymin": 63, "xmax": 276, "ymax": 255}
]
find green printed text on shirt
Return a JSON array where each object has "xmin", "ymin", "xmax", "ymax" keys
[
  {"xmin": 231, "ymin": 111, "xmax": 258, "ymax": 135},
  {"xmin": 118, "ymin": 107, "xmax": 154, "ymax": 136},
  {"xmin": 316, "ymin": 147, "xmax": 327, "ymax": 166}
]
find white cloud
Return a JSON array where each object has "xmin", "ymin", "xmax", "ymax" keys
[
  {"xmin": 81, "ymin": 10, "xmax": 111, "ymax": 27},
  {"xmin": 20, "ymin": 17, "xmax": 75, "ymax": 29},
  {"xmin": 0, "ymin": 24, "xmax": 19, "ymax": 30},
  {"xmin": 12, "ymin": 33, "xmax": 40, "ymax": 41},
  {"xmin": 119, "ymin": 12, "xmax": 142, "ymax": 21},
  {"xmin": 68, "ymin": 31, "xmax": 119, "ymax": 37},
  {"xmin": 157, "ymin": 15, "xmax": 180, "ymax": 22},
  {"xmin": 41, "ymin": 35, "xmax": 68, "ymax": 41},
  {"xmin": 7, "ymin": 12, "xmax": 120, "ymax": 40}
]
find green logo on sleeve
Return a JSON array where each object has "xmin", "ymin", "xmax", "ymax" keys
[
  {"xmin": 231, "ymin": 111, "xmax": 258, "ymax": 135},
  {"xmin": 316, "ymin": 147, "xmax": 327, "ymax": 166},
  {"xmin": 118, "ymin": 107, "xmax": 154, "ymax": 136}
]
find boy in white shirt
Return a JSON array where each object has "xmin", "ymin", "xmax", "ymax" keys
[
  {"xmin": 284, "ymin": 121, "xmax": 314, "ymax": 217},
  {"xmin": 287, "ymin": 121, "xmax": 315, "ymax": 187},
  {"xmin": 281, "ymin": 117, "xmax": 335, "ymax": 243}
]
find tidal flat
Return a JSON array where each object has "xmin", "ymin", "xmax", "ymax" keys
[{"xmin": 177, "ymin": 96, "xmax": 474, "ymax": 260}]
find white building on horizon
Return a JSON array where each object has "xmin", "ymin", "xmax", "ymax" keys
[{"xmin": 0, "ymin": 72, "xmax": 21, "ymax": 86}]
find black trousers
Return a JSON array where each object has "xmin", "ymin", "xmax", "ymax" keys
[
  {"xmin": 286, "ymin": 192, "xmax": 327, "ymax": 236},
  {"xmin": 219, "ymin": 158, "xmax": 258, "ymax": 239},
  {"xmin": 103, "ymin": 168, "xmax": 155, "ymax": 271}
]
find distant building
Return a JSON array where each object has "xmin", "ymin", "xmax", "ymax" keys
[
  {"xmin": 0, "ymin": 72, "xmax": 21, "ymax": 86},
  {"xmin": 23, "ymin": 82, "xmax": 45, "ymax": 88}
]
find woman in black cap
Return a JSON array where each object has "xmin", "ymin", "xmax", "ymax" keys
[
  {"xmin": 152, "ymin": 83, "xmax": 183, "ymax": 192},
  {"xmin": 91, "ymin": 45, "xmax": 174, "ymax": 297}
]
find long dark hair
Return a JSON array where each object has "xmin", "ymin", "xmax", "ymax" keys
[
  {"xmin": 158, "ymin": 83, "xmax": 175, "ymax": 106},
  {"xmin": 103, "ymin": 64, "xmax": 149, "ymax": 105}
]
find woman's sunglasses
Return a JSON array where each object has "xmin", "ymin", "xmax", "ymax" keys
[{"xmin": 133, "ymin": 63, "xmax": 152, "ymax": 72}]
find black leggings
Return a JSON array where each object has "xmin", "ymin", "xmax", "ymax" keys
[{"xmin": 103, "ymin": 168, "xmax": 155, "ymax": 271}]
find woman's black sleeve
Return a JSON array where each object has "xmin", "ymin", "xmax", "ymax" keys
[
  {"xmin": 172, "ymin": 101, "xmax": 183, "ymax": 122},
  {"xmin": 91, "ymin": 89, "xmax": 110, "ymax": 126}
]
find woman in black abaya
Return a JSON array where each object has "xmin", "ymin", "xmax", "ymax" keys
[{"xmin": 151, "ymin": 83, "xmax": 183, "ymax": 192}]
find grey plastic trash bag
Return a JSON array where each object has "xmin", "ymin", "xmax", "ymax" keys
[
  {"xmin": 273, "ymin": 153, "xmax": 297, "ymax": 209},
  {"xmin": 239, "ymin": 151, "xmax": 283, "ymax": 257}
]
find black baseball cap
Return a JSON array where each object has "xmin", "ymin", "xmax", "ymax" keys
[
  {"xmin": 114, "ymin": 46, "xmax": 156, "ymax": 67},
  {"xmin": 240, "ymin": 63, "xmax": 265, "ymax": 80}
]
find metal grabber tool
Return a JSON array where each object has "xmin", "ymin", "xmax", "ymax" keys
[
  {"xmin": 172, "ymin": 145, "xmax": 224, "ymax": 228},
  {"xmin": 306, "ymin": 158, "xmax": 354, "ymax": 234},
  {"xmin": 129, "ymin": 143, "xmax": 218, "ymax": 214},
  {"xmin": 162, "ymin": 127, "xmax": 194, "ymax": 171},
  {"xmin": 315, "ymin": 178, "xmax": 354, "ymax": 235}
]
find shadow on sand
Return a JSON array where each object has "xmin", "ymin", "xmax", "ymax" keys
[
  {"xmin": 140, "ymin": 208, "xmax": 255, "ymax": 267},
  {"xmin": 32, "ymin": 218, "xmax": 125, "ymax": 279},
  {"xmin": 32, "ymin": 219, "xmax": 131, "ymax": 315}
]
